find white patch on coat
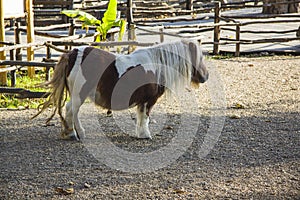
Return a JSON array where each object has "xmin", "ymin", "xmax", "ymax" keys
[
  {"xmin": 115, "ymin": 49, "xmax": 156, "ymax": 78},
  {"xmin": 67, "ymin": 46, "xmax": 89, "ymax": 89},
  {"xmin": 66, "ymin": 46, "xmax": 88, "ymax": 139},
  {"xmin": 115, "ymin": 40, "xmax": 201, "ymax": 95}
]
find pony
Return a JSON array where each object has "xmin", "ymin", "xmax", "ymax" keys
[{"xmin": 33, "ymin": 40, "xmax": 209, "ymax": 140}]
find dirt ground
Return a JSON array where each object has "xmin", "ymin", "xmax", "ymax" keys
[{"xmin": 0, "ymin": 55, "xmax": 299, "ymax": 199}]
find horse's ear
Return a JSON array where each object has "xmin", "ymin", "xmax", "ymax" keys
[{"xmin": 189, "ymin": 42, "xmax": 198, "ymax": 68}]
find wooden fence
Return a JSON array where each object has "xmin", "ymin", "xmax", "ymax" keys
[{"xmin": 132, "ymin": 0, "xmax": 300, "ymax": 55}]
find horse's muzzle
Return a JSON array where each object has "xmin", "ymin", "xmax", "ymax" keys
[{"xmin": 200, "ymin": 72, "xmax": 209, "ymax": 83}]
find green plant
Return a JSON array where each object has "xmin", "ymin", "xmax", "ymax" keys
[
  {"xmin": 0, "ymin": 73, "xmax": 50, "ymax": 109},
  {"xmin": 62, "ymin": 0, "xmax": 126, "ymax": 42}
]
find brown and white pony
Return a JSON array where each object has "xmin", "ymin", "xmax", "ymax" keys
[{"xmin": 34, "ymin": 40, "xmax": 209, "ymax": 140}]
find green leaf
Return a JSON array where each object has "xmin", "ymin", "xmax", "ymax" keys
[
  {"xmin": 62, "ymin": 1, "xmax": 125, "ymax": 43},
  {"xmin": 102, "ymin": 0, "xmax": 118, "ymax": 25},
  {"xmin": 61, "ymin": 10, "xmax": 80, "ymax": 18},
  {"xmin": 117, "ymin": 19, "xmax": 126, "ymax": 41},
  {"xmin": 100, "ymin": 0, "xmax": 118, "ymax": 40},
  {"xmin": 62, "ymin": 10, "xmax": 101, "ymax": 26},
  {"xmin": 95, "ymin": 34, "xmax": 101, "ymax": 42}
]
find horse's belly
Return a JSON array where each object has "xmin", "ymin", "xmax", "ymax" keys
[{"xmin": 93, "ymin": 90, "xmax": 136, "ymax": 111}]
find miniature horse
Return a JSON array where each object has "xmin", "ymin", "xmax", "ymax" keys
[{"xmin": 34, "ymin": 40, "xmax": 209, "ymax": 140}]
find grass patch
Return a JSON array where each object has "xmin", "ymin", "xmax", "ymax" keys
[
  {"xmin": 209, "ymin": 53, "xmax": 235, "ymax": 60},
  {"xmin": 0, "ymin": 71, "xmax": 51, "ymax": 109}
]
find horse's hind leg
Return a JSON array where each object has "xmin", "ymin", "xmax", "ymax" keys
[
  {"xmin": 135, "ymin": 103, "xmax": 152, "ymax": 139},
  {"xmin": 61, "ymin": 101, "xmax": 80, "ymax": 140},
  {"xmin": 61, "ymin": 94, "xmax": 85, "ymax": 140}
]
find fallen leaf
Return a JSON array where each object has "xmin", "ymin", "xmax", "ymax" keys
[
  {"xmin": 55, "ymin": 187, "xmax": 74, "ymax": 195},
  {"xmin": 174, "ymin": 188, "xmax": 185, "ymax": 194},
  {"xmin": 165, "ymin": 125, "xmax": 173, "ymax": 130},
  {"xmin": 248, "ymin": 63, "xmax": 254, "ymax": 67},
  {"xmin": 231, "ymin": 103, "xmax": 245, "ymax": 109}
]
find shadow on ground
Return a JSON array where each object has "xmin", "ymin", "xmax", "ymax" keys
[{"xmin": 0, "ymin": 106, "xmax": 299, "ymax": 199}]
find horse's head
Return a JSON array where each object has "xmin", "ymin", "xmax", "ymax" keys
[{"xmin": 188, "ymin": 41, "xmax": 209, "ymax": 84}]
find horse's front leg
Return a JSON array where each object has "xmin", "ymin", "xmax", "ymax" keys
[
  {"xmin": 136, "ymin": 103, "xmax": 152, "ymax": 139},
  {"xmin": 71, "ymin": 96, "xmax": 86, "ymax": 140}
]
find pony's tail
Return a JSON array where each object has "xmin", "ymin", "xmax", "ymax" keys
[{"xmin": 32, "ymin": 53, "xmax": 69, "ymax": 127}]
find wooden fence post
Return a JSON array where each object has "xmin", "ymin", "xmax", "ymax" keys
[
  {"xmin": 0, "ymin": 0, "xmax": 7, "ymax": 86},
  {"xmin": 15, "ymin": 21, "xmax": 22, "ymax": 61},
  {"xmin": 235, "ymin": 24, "xmax": 240, "ymax": 57},
  {"xmin": 9, "ymin": 49, "xmax": 16, "ymax": 87},
  {"xmin": 45, "ymin": 45, "xmax": 51, "ymax": 81},
  {"xmin": 159, "ymin": 28, "xmax": 164, "ymax": 43},
  {"xmin": 127, "ymin": 0, "xmax": 134, "ymax": 27},
  {"xmin": 26, "ymin": 0, "xmax": 35, "ymax": 78},
  {"xmin": 128, "ymin": 24, "xmax": 136, "ymax": 53},
  {"xmin": 213, "ymin": 1, "xmax": 221, "ymax": 55},
  {"xmin": 67, "ymin": 19, "xmax": 75, "ymax": 50},
  {"xmin": 186, "ymin": 0, "xmax": 194, "ymax": 10}
]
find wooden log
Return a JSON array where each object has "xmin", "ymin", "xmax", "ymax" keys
[
  {"xmin": 135, "ymin": 15, "xmax": 211, "ymax": 24},
  {"xmin": 0, "ymin": 0, "xmax": 7, "ymax": 86},
  {"xmin": 241, "ymin": 18, "xmax": 300, "ymax": 25},
  {"xmin": 26, "ymin": 0, "xmax": 35, "ymax": 78},
  {"xmin": 221, "ymin": 4, "xmax": 261, "ymax": 9},
  {"xmin": 0, "ymin": 60, "xmax": 55, "ymax": 69},
  {"xmin": 18, "ymin": 28, "xmax": 66, "ymax": 38},
  {"xmin": 220, "ymin": 36, "xmax": 300, "ymax": 44},
  {"xmin": 0, "ymin": 41, "xmax": 14, "ymax": 45},
  {"xmin": 51, "ymin": 40, "xmax": 156, "ymax": 47},
  {"xmin": 45, "ymin": 45, "xmax": 51, "ymax": 82},
  {"xmin": 132, "ymin": 9, "xmax": 195, "ymax": 15},
  {"xmin": 45, "ymin": 42, "xmax": 69, "ymax": 53},
  {"xmin": 136, "ymin": 26, "xmax": 183, "ymax": 38},
  {"xmin": 178, "ymin": 27, "xmax": 214, "ymax": 34},
  {"xmin": 0, "ymin": 42, "xmax": 44, "ymax": 52},
  {"xmin": 15, "ymin": 22, "xmax": 22, "ymax": 61},
  {"xmin": 33, "ymin": 0, "xmax": 73, "ymax": 6},
  {"xmin": 68, "ymin": 20, "xmax": 76, "ymax": 50},
  {"xmin": 235, "ymin": 24, "xmax": 240, "ymax": 57},
  {"xmin": 222, "ymin": 27, "xmax": 298, "ymax": 34},
  {"xmin": 34, "ymin": 23, "xmax": 71, "ymax": 31},
  {"xmin": 159, "ymin": 28, "xmax": 164, "ymax": 43},
  {"xmin": 221, "ymin": 13, "xmax": 300, "ymax": 19},
  {"xmin": 9, "ymin": 50, "xmax": 16, "ymax": 87},
  {"xmin": 213, "ymin": 1, "xmax": 221, "ymax": 55},
  {"xmin": 186, "ymin": 0, "xmax": 194, "ymax": 10},
  {"xmin": 128, "ymin": 24, "xmax": 136, "ymax": 53},
  {"xmin": 0, "ymin": 66, "xmax": 19, "ymax": 73},
  {"xmin": 134, "ymin": 6, "xmax": 174, "ymax": 11},
  {"xmin": 0, "ymin": 87, "xmax": 49, "ymax": 99},
  {"xmin": 127, "ymin": 0, "xmax": 134, "ymax": 26}
]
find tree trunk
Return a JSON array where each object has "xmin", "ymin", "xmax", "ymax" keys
[{"xmin": 263, "ymin": 0, "xmax": 300, "ymax": 14}]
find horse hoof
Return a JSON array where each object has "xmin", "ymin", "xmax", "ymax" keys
[
  {"xmin": 69, "ymin": 133, "xmax": 80, "ymax": 141},
  {"xmin": 137, "ymin": 133, "xmax": 152, "ymax": 140},
  {"xmin": 136, "ymin": 128, "xmax": 152, "ymax": 139},
  {"xmin": 60, "ymin": 131, "xmax": 80, "ymax": 141},
  {"xmin": 106, "ymin": 110, "xmax": 113, "ymax": 117},
  {"xmin": 140, "ymin": 135, "xmax": 152, "ymax": 140}
]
